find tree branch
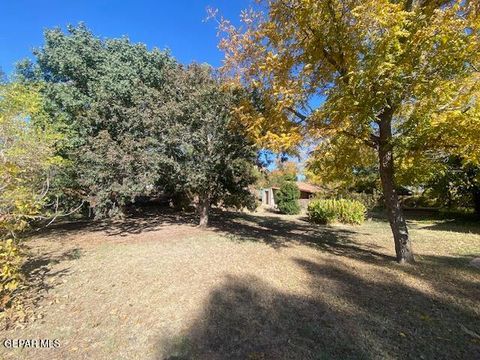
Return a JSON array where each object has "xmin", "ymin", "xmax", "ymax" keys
[
  {"xmin": 341, "ymin": 130, "xmax": 379, "ymax": 149},
  {"xmin": 286, "ymin": 107, "xmax": 307, "ymax": 123}
]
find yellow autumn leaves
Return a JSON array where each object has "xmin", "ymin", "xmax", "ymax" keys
[
  {"xmin": 1, "ymin": 82, "xmax": 62, "ymax": 294},
  {"xmin": 215, "ymin": 0, "xmax": 480, "ymax": 175}
]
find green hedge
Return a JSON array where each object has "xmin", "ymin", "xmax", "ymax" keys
[
  {"xmin": 275, "ymin": 182, "xmax": 301, "ymax": 215},
  {"xmin": 307, "ymin": 199, "xmax": 366, "ymax": 225}
]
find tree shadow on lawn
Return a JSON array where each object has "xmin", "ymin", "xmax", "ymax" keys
[
  {"xmin": 34, "ymin": 209, "xmax": 389, "ymax": 266},
  {"xmin": 27, "ymin": 209, "xmax": 479, "ymax": 358},
  {"xmin": 33, "ymin": 208, "xmax": 479, "ymax": 267},
  {"xmin": 371, "ymin": 210, "xmax": 480, "ymax": 235},
  {"xmin": 34, "ymin": 208, "xmax": 480, "ymax": 277},
  {"xmin": 33, "ymin": 207, "xmax": 199, "ymax": 239},
  {"xmin": 21, "ymin": 247, "xmax": 82, "ymax": 295},
  {"xmin": 395, "ymin": 254, "xmax": 480, "ymax": 305},
  {"xmin": 35, "ymin": 207, "xmax": 480, "ymax": 242},
  {"xmin": 1, "ymin": 247, "xmax": 82, "ymax": 329},
  {"xmin": 156, "ymin": 258, "xmax": 480, "ymax": 360},
  {"xmin": 208, "ymin": 211, "xmax": 394, "ymax": 264},
  {"xmin": 420, "ymin": 219, "xmax": 480, "ymax": 235}
]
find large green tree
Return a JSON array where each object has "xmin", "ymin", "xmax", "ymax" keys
[
  {"xmin": 214, "ymin": 0, "xmax": 480, "ymax": 263},
  {"xmin": 20, "ymin": 24, "xmax": 258, "ymax": 224},
  {"xmin": 169, "ymin": 65, "xmax": 257, "ymax": 227},
  {"xmin": 19, "ymin": 24, "xmax": 181, "ymax": 217},
  {"xmin": 426, "ymin": 156, "xmax": 480, "ymax": 216}
]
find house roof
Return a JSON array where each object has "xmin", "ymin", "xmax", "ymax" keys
[
  {"xmin": 296, "ymin": 181, "xmax": 320, "ymax": 194},
  {"xmin": 270, "ymin": 181, "xmax": 320, "ymax": 194}
]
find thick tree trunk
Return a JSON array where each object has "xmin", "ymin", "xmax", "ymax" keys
[
  {"xmin": 473, "ymin": 188, "xmax": 480, "ymax": 219},
  {"xmin": 198, "ymin": 194, "xmax": 210, "ymax": 228},
  {"xmin": 378, "ymin": 109, "xmax": 415, "ymax": 264}
]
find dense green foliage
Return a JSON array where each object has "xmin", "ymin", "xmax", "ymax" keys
[
  {"xmin": 425, "ymin": 157, "xmax": 480, "ymax": 216},
  {"xmin": 308, "ymin": 199, "xmax": 366, "ymax": 225},
  {"xmin": 17, "ymin": 24, "xmax": 257, "ymax": 223},
  {"xmin": 167, "ymin": 64, "xmax": 257, "ymax": 225},
  {"xmin": 0, "ymin": 25, "xmax": 260, "ymax": 318},
  {"xmin": 18, "ymin": 24, "xmax": 181, "ymax": 217},
  {"xmin": 275, "ymin": 182, "xmax": 300, "ymax": 215}
]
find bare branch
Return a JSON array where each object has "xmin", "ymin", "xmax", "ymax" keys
[
  {"xmin": 286, "ymin": 107, "xmax": 307, "ymax": 123},
  {"xmin": 341, "ymin": 130, "xmax": 379, "ymax": 149}
]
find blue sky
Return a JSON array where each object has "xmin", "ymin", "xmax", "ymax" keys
[
  {"xmin": 0, "ymin": 0, "xmax": 248, "ymax": 75},
  {"xmin": 0, "ymin": 0, "xmax": 311, "ymax": 175}
]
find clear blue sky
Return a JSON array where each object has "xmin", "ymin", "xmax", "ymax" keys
[
  {"xmin": 0, "ymin": 0, "xmax": 310, "ymax": 174},
  {"xmin": 0, "ymin": 0, "xmax": 249, "ymax": 76}
]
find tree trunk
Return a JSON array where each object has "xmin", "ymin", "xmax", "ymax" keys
[
  {"xmin": 378, "ymin": 109, "xmax": 415, "ymax": 264},
  {"xmin": 473, "ymin": 188, "xmax": 480, "ymax": 219},
  {"xmin": 198, "ymin": 193, "xmax": 210, "ymax": 228}
]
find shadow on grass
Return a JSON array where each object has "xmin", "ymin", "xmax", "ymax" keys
[
  {"xmin": 34, "ymin": 208, "xmax": 479, "ymax": 265},
  {"xmin": 28, "ymin": 208, "xmax": 480, "ymax": 358},
  {"xmin": 156, "ymin": 259, "xmax": 480, "ymax": 360},
  {"xmin": 33, "ymin": 208, "xmax": 479, "ymax": 271},
  {"xmin": 370, "ymin": 209, "xmax": 480, "ymax": 235},
  {"xmin": 421, "ymin": 219, "xmax": 480, "ymax": 235},
  {"xmin": 208, "ymin": 211, "xmax": 394, "ymax": 264},
  {"xmin": 393, "ymin": 254, "xmax": 480, "ymax": 305},
  {"xmin": 19, "ymin": 247, "xmax": 82, "ymax": 302},
  {"xmin": 32, "ymin": 207, "xmax": 199, "ymax": 239},
  {"xmin": 34, "ymin": 209, "xmax": 384, "ymax": 262}
]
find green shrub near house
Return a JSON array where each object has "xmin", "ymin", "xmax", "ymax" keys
[
  {"xmin": 307, "ymin": 199, "xmax": 366, "ymax": 225},
  {"xmin": 275, "ymin": 182, "xmax": 301, "ymax": 215}
]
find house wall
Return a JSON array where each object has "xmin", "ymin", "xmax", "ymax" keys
[
  {"xmin": 262, "ymin": 187, "xmax": 317, "ymax": 209},
  {"xmin": 261, "ymin": 188, "xmax": 276, "ymax": 207},
  {"xmin": 299, "ymin": 190, "xmax": 313, "ymax": 200}
]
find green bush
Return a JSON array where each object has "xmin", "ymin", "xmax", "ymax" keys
[
  {"xmin": 275, "ymin": 182, "xmax": 301, "ymax": 215},
  {"xmin": 307, "ymin": 199, "xmax": 366, "ymax": 225},
  {"xmin": 342, "ymin": 191, "xmax": 382, "ymax": 211}
]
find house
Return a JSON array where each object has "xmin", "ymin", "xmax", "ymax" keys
[{"xmin": 261, "ymin": 181, "xmax": 320, "ymax": 208}]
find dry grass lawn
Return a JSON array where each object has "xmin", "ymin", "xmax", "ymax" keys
[{"xmin": 1, "ymin": 209, "xmax": 479, "ymax": 360}]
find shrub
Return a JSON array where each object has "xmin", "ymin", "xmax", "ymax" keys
[
  {"xmin": 343, "ymin": 191, "xmax": 382, "ymax": 211},
  {"xmin": 0, "ymin": 82, "xmax": 61, "ymax": 315},
  {"xmin": 323, "ymin": 190, "xmax": 382, "ymax": 211},
  {"xmin": 275, "ymin": 182, "xmax": 301, "ymax": 215},
  {"xmin": 0, "ymin": 239, "xmax": 22, "ymax": 297},
  {"xmin": 307, "ymin": 199, "xmax": 366, "ymax": 225}
]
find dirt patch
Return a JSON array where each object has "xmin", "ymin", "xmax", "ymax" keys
[{"xmin": 1, "ymin": 211, "xmax": 479, "ymax": 360}]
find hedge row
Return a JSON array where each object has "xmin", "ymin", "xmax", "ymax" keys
[{"xmin": 307, "ymin": 199, "xmax": 366, "ymax": 225}]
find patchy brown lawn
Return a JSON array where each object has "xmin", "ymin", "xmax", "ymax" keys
[{"xmin": 1, "ymin": 210, "xmax": 479, "ymax": 360}]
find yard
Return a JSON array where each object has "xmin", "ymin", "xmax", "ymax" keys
[{"xmin": 1, "ymin": 210, "xmax": 479, "ymax": 360}]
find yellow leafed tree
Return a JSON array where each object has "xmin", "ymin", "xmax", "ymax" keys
[
  {"xmin": 214, "ymin": 0, "xmax": 480, "ymax": 263},
  {"xmin": 0, "ymin": 82, "xmax": 61, "ymax": 299}
]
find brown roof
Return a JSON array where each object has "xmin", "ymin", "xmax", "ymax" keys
[
  {"xmin": 296, "ymin": 181, "xmax": 320, "ymax": 194},
  {"xmin": 270, "ymin": 182, "xmax": 320, "ymax": 194}
]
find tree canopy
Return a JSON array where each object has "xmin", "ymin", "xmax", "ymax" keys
[
  {"xmin": 17, "ymin": 24, "xmax": 258, "ymax": 224},
  {"xmin": 214, "ymin": 0, "xmax": 480, "ymax": 263},
  {"xmin": 18, "ymin": 24, "xmax": 182, "ymax": 217},
  {"xmin": 166, "ymin": 64, "xmax": 258, "ymax": 227}
]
